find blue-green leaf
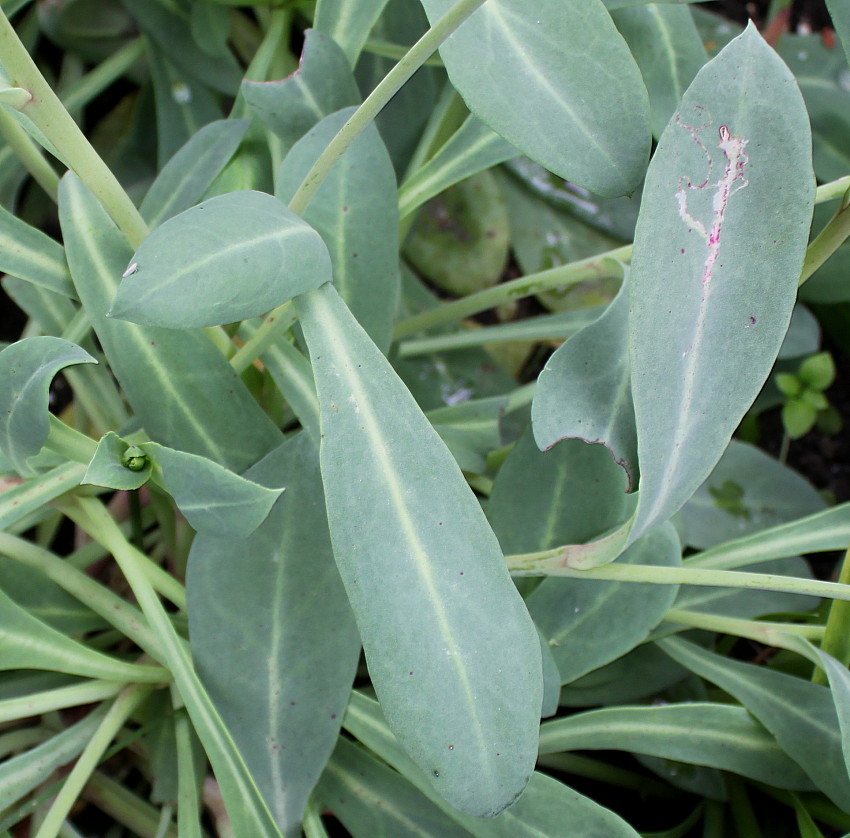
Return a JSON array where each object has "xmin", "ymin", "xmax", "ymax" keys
[
  {"xmin": 628, "ymin": 25, "xmax": 815, "ymax": 542},
  {"xmin": 418, "ymin": 0, "xmax": 651, "ymax": 196},
  {"xmin": 297, "ymin": 283, "xmax": 542, "ymax": 817},
  {"xmin": 83, "ymin": 432, "xmax": 152, "ymax": 491},
  {"xmin": 110, "ymin": 191, "xmax": 332, "ymax": 329},
  {"xmin": 0, "ymin": 337, "xmax": 95, "ymax": 475},
  {"xmin": 314, "ymin": 0, "xmax": 391, "ymax": 66}
]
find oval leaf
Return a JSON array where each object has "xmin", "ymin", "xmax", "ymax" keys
[
  {"xmin": 628, "ymin": 25, "xmax": 815, "ymax": 542},
  {"xmin": 110, "ymin": 191, "xmax": 332, "ymax": 328},
  {"xmin": 297, "ymin": 283, "xmax": 542, "ymax": 817},
  {"xmin": 0, "ymin": 336, "xmax": 95, "ymax": 475},
  {"xmin": 419, "ymin": 0, "xmax": 651, "ymax": 197},
  {"xmin": 83, "ymin": 431, "xmax": 153, "ymax": 491}
]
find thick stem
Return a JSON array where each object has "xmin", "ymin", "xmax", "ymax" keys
[
  {"xmin": 0, "ymin": 9, "xmax": 148, "ymax": 246},
  {"xmin": 813, "ymin": 545, "xmax": 850, "ymax": 685},
  {"xmin": 664, "ymin": 607, "xmax": 824, "ymax": 643},
  {"xmin": 800, "ymin": 188, "xmax": 850, "ymax": 286},
  {"xmin": 0, "ymin": 107, "xmax": 58, "ymax": 199}
]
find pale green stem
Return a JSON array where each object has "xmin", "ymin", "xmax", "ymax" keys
[
  {"xmin": 393, "ymin": 175, "xmax": 850, "ymax": 338},
  {"xmin": 55, "ymin": 497, "xmax": 187, "ymax": 610},
  {"xmin": 363, "ymin": 37, "xmax": 445, "ymax": 66},
  {"xmin": 664, "ymin": 607, "xmax": 825, "ymax": 643},
  {"xmin": 800, "ymin": 187, "xmax": 850, "ymax": 285},
  {"xmin": 46, "ymin": 414, "xmax": 98, "ymax": 464},
  {"xmin": 0, "ymin": 680, "xmax": 123, "ymax": 725},
  {"xmin": 0, "ymin": 9, "xmax": 148, "ymax": 246},
  {"xmin": 229, "ymin": 302, "xmax": 296, "ymax": 374},
  {"xmin": 0, "ymin": 530, "xmax": 165, "ymax": 660},
  {"xmin": 34, "ymin": 684, "xmax": 154, "ymax": 838},
  {"xmin": 506, "ymin": 555, "xmax": 850, "ymax": 602},
  {"xmin": 394, "ymin": 246, "xmax": 629, "ymax": 338},
  {"xmin": 0, "ymin": 107, "xmax": 58, "ymax": 198},
  {"xmin": 83, "ymin": 771, "xmax": 180, "ymax": 838},
  {"xmin": 238, "ymin": 0, "xmax": 489, "ymax": 369},
  {"xmin": 302, "ymin": 799, "xmax": 331, "ymax": 838},
  {"xmin": 173, "ymin": 692, "xmax": 203, "ymax": 838},
  {"xmin": 813, "ymin": 545, "xmax": 850, "ymax": 685},
  {"xmin": 61, "ymin": 38, "xmax": 145, "ymax": 114},
  {"xmin": 153, "ymin": 806, "xmax": 174, "ymax": 838}
]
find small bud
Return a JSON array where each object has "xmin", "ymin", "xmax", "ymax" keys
[{"xmin": 122, "ymin": 446, "xmax": 148, "ymax": 472}]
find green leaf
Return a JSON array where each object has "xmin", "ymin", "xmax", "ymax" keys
[
  {"xmin": 532, "ymin": 275, "xmax": 636, "ymax": 485},
  {"xmin": 419, "ymin": 0, "xmax": 650, "ymax": 197},
  {"xmin": 277, "ymin": 108, "xmax": 400, "ymax": 352},
  {"xmin": 611, "ymin": 3, "xmax": 706, "ymax": 138},
  {"xmin": 825, "ymin": 0, "xmax": 850, "ymax": 68},
  {"xmin": 296, "ymin": 283, "xmax": 542, "ymax": 817},
  {"xmin": 673, "ymin": 439, "xmax": 826, "ymax": 550},
  {"xmin": 0, "ymin": 204, "xmax": 75, "ymax": 298},
  {"xmin": 528, "ymin": 524, "xmax": 680, "ymax": 685},
  {"xmin": 242, "ymin": 29, "xmax": 360, "ymax": 149},
  {"xmin": 0, "ymin": 336, "xmax": 95, "ymax": 475},
  {"xmin": 140, "ymin": 118, "xmax": 251, "ymax": 227},
  {"xmin": 0, "ymin": 586, "xmax": 162, "ymax": 683},
  {"xmin": 60, "ymin": 174, "xmax": 283, "ymax": 472},
  {"xmin": 110, "ymin": 191, "xmax": 332, "ymax": 329},
  {"xmin": 314, "ymin": 0, "xmax": 391, "ymax": 65},
  {"xmin": 775, "ymin": 372, "xmax": 802, "ymax": 398},
  {"xmin": 659, "ymin": 637, "xmax": 850, "ymax": 811},
  {"xmin": 0, "ymin": 462, "xmax": 86, "ymax": 532},
  {"xmin": 83, "ymin": 431, "xmax": 152, "ymax": 491},
  {"xmin": 343, "ymin": 690, "xmax": 642, "ymax": 838},
  {"xmin": 628, "ymin": 25, "xmax": 815, "ymax": 542},
  {"xmin": 799, "ymin": 351, "xmax": 836, "ymax": 391},
  {"xmin": 0, "ymin": 706, "xmax": 109, "ymax": 811},
  {"xmin": 783, "ymin": 399, "xmax": 817, "ymax": 440},
  {"xmin": 686, "ymin": 502, "xmax": 850, "ymax": 570},
  {"xmin": 317, "ymin": 737, "xmax": 472, "ymax": 838},
  {"xmin": 539, "ymin": 702, "xmax": 814, "ymax": 789},
  {"xmin": 142, "ymin": 442, "xmax": 284, "ymax": 538},
  {"xmin": 189, "ymin": 433, "xmax": 360, "ymax": 835},
  {"xmin": 426, "ymin": 395, "xmax": 505, "ymax": 474},
  {"xmin": 398, "ymin": 116, "xmax": 518, "ymax": 218},
  {"xmin": 405, "ymin": 170, "xmax": 509, "ymax": 297}
]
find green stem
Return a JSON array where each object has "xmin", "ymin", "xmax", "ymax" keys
[
  {"xmin": 506, "ymin": 555, "xmax": 850, "ymax": 602},
  {"xmin": 0, "ymin": 106, "xmax": 58, "ymax": 199},
  {"xmin": 173, "ymin": 691, "xmax": 203, "ymax": 838},
  {"xmin": 0, "ymin": 9, "xmax": 148, "ymax": 246},
  {"xmin": 800, "ymin": 187, "xmax": 850, "ymax": 286},
  {"xmin": 816, "ymin": 176, "xmax": 850, "ymax": 205},
  {"xmin": 393, "ymin": 246, "xmax": 629, "ymax": 338},
  {"xmin": 46, "ymin": 414, "xmax": 98, "ymax": 464},
  {"xmin": 0, "ymin": 530, "xmax": 165, "ymax": 660},
  {"xmin": 363, "ymin": 37, "xmax": 445, "ymax": 66},
  {"xmin": 664, "ymin": 607, "xmax": 824, "ymax": 643},
  {"xmin": 229, "ymin": 303, "xmax": 296, "ymax": 374},
  {"xmin": 61, "ymin": 38, "xmax": 145, "ymax": 115},
  {"xmin": 34, "ymin": 684, "xmax": 154, "ymax": 838},
  {"xmin": 83, "ymin": 771, "xmax": 180, "ymax": 838},
  {"xmin": 0, "ymin": 680, "xmax": 123, "ymax": 725},
  {"xmin": 287, "ymin": 0, "xmax": 488, "ymax": 217},
  {"xmin": 239, "ymin": 0, "xmax": 489, "ymax": 369},
  {"xmin": 813, "ymin": 545, "xmax": 850, "ymax": 685},
  {"xmin": 302, "ymin": 800, "xmax": 331, "ymax": 838}
]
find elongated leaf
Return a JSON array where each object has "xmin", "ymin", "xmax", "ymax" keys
[
  {"xmin": 628, "ymin": 26, "xmax": 815, "ymax": 542},
  {"xmin": 532, "ymin": 275, "xmax": 637, "ymax": 485},
  {"xmin": 686, "ymin": 503, "xmax": 850, "ymax": 569},
  {"xmin": 611, "ymin": 3, "xmax": 707, "ymax": 137},
  {"xmin": 317, "ymin": 737, "xmax": 472, "ymax": 838},
  {"xmin": 0, "ymin": 706, "xmax": 109, "ymax": 810},
  {"xmin": 539, "ymin": 702, "xmax": 814, "ymax": 789},
  {"xmin": 419, "ymin": 0, "xmax": 650, "ymax": 196},
  {"xmin": 189, "ymin": 433, "xmax": 360, "ymax": 836},
  {"xmin": 673, "ymin": 439, "xmax": 825, "ymax": 550},
  {"xmin": 143, "ymin": 442, "xmax": 283, "ymax": 538},
  {"xmin": 141, "ymin": 119, "xmax": 251, "ymax": 226},
  {"xmin": 0, "ymin": 337, "xmax": 95, "ymax": 475},
  {"xmin": 0, "ymin": 462, "xmax": 85, "ymax": 532},
  {"xmin": 243, "ymin": 29, "xmax": 360, "ymax": 149},
  {"xmin": 110, "ymin": 191, "xmax": 332, "ymax": 328},
  {"xmin": 659, "ymin": 637, "xmax": 850, "ymax": 811},
  {"xmin": 60, "ymin": 173, "xmax": 283, "ymax": 472},
  {"xmin": 277, "ymin": 108, "xmax": 399, "ymax": 351},
  {"xmin": 528, "ymin": 524, "xmax": 680, "ymax": 684},
  {"xmin": 314, "ymin": 0, "xmax": 391, "ymax": 65},
  {"xmin": 824, "ymin": 0, "xmax": 850, "ymax": 67},
  {"xmin": 344, "ymin": 690, "xmax": 641, "ymax": 838},
  {"xmin": 398, "ymin": 116, "xmax": 518, "ymax": 218},
  {"xmin": 0, "ymin": 204, "xmax": 75, "ymax": 298},
  {"xmin": 0, "ymin": 586, "xmax": 162, "ymax": 683},
  {"xmin": 297, "ymin": 283, "xmax": 542, "ymax": 817}
]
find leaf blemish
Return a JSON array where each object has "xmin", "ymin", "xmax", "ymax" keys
[{"xmin": 675, "ymin": 108, "xmax": 749, "ymax": 292}]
